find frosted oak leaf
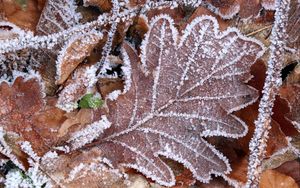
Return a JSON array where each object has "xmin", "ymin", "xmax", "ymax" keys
[{"xmin": 94, "ymin": 15, "xmax": 265, "ymax": 186}]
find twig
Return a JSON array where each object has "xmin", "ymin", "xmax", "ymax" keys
[
  {"xmin": 246, "ymin": 0, "xmax": 290, "ymax": 187},
  {"xmin": 246, "ymin": 24, "xmax": 273, "ymax": 37}
]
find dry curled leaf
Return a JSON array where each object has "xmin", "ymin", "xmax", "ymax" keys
[
  {"xmin": 204, "ymin": 0, "xmax": 275, "ymax": 20},
  {"xmin": 259, "ymin": 169, "xmax": 299, "ymax": 188},
  {"xmin": 32, "ymin": 0, "xmax": 82, "ymax": 95},
  {"xmin": 280, "ymin": 84, "xmax": 300, "ymax": 132},
  {"xmin": 0, "ymin": 21, "xmax": 33, "ymax": 79},
  {"xmin": 0, "ymin": 0, "xmax": 43, "ymax": 31},
  {"xmin": 56, "ymin": 65, "xmax": 98, "ymax": 112},
  {"xmin": 0, "ymin": 74, "xmax": 49, "ymax": 155},
  {"xmin": 84, "ymin": 14, "xmax": 265, "ymax": 186},
  {"xmin": 286, "ymin": 0, "xmax": 300, "ymax": 58},
  {"xmin": 56, "ymin": 32, "xmax": 102, "ymax": 85},
  {"xmin": 40, "ymin": 148, "xmax": 127, "ymax": 188}
]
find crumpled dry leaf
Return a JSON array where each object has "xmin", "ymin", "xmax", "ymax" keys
[
  {"xmin": 275, "ymin": 160, "xmax": 300, "ymax": 185},
  {"xmin": 204, "ymin": 0, "xmax": 275, "ymax": 20},
  {"xmin": 40, "ymin": 148, "xmax": 127, "ymax": 188},
  {"xmin": 280, "ymin": 84, "xmax": 300, "ymax": 132},
  {"xmin": 97, "ymin": 78, "xmax": 124, "ymax": 99},
  {"xmin": 286, "ymin": 0, "xmax": 300, "ymax": 58},
  {"xmin": 0, "ymin": 21, "xmax": 33, "ymax": 79},
  {"xmin": 32, "ymin": 0, "xmax": 82, "ymax": 95},
  {"xmin": 56, "ymin": 65, "xmax": 98, "ymax": 112},
  {"xmin": 83, "ymin": 0, "xmax": 112, "ymax": 12},
  {"xmin": 259, "ymin": 169, "xmax": 299, "ymax": 188},
  {"xmin": 0, "ymin": 0, "xmax": 43, "ymax": 31},
  {"xmin": 55, "ymin": 32, "xmax": 102, "ymax": 85},
  {"xmin": 0, "ymin": 74, "xmax": 49, "ymax": 155}
]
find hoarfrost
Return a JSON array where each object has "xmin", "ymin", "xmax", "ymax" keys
[{"xmin": 246, "ymin": 0, "xmax": 291, "ymax": 187}]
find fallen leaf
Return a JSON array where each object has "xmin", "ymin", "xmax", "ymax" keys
[
  {"xmin": 0, "ymin": 21, "xmax": 33, "ymax": 79},
  {"xmin": 32, "ymin": 0, "xmax": 82, "ymax": 95},
  {"xmin": 204, "ymin": 0, "xmax": 274, "ymax": 20},
  {"xmin": 87, "ymin": 13, "xmax": 264, "ymax": 186},
  {"xmin": 259, "ymin": 169, "xmax": 299, "ymax": 188},
  {"xmin": 55, "ymin": 32, "xmax": 102, "ymax": 85},
  {"xmin": 286, "ymin": 0, "xmax": 300, "ymax": 58},
  {"xmin": 275, "ymin": 160, "xmax": 300, "ymax": 185},
  {"xmin": 204, "ymin": 0, "xmax": 240, "ymax": 19},
  {"xmin": 0, "ymin": 0, "xmax": 43, "ymax": 31},
  {"xmin": 97, "ymin": 78, "xmax": 124, "ymax": 99},
  {"xmin": 56, "ymin": 65, "xmax": 98, "ymax": 112},
  {"xmin": 40, "ymin": 148, "xmax": 128, "ymax": 188},
  {"xmin": 280, "ymin": 84, "xmax": 300, "ymax": 132},
  {"xmin": 83, "ymin": 0, "xmax": 112, "ymax": 12},
  {"xmin": 0, "ymin": 74, "xmax": 49, "ymax": 155}
]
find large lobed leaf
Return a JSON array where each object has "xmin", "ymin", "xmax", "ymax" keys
[{"xmin": 92, "ymin": 15, "xmax": 265, "ymax": 186}]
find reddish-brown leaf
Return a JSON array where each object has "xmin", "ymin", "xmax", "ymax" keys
[
  {"xmin": 280, "ymin": 84, "xmax": 300, "ymax": 132},
  {"xmin": 259, "ymin": 169, "xmax": 299, "ymax": 188},
  {"xmin": 0, "ymin": 74, "xmax": 49, "ymax": 155},
  {"xmin": 85, "ymin": 14, "xmax": 265, "ymax": 186},
  {"xmin": 204, "ymin": 0, "xmax": 275, "ymax": 19},
  {"xmin": 55, "ymin": 32, "xmax": 102, "ymax": 85}
]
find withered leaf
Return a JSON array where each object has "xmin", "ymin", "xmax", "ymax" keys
[
  {"xmin": 0, "ymin": 0, "xmax": 42, "ymax": 31},
  {"xmin": 35, "ymin": 0, "xmax": 81, "ymax": 35},
  {"xmin": 259, "ymin": 169, "xmax": 299, "ymax": 188},
  {"xmin": 56, "ymin": 65, "xmax": 98, "ymax": 112},
  {"xmin": 90, "ymin": 15, "xmax": 264, "ymax": 186},
  {"xmin": 0, "ymin": 21, "xmax": 33, "ymax": 79},
  {"xmin": 0, "ymin": 73, "xmax": 49, "ymax": 155},
  {"xmin": 280, "ymin": 84, "xmax": 300, "ymax": 132},
  {"xmin": 56, "ymin": 31, "xmax": 102, "ymax": 85},
  {"xmin": 32, "ymin": 0, "xmax": 82, "ymax": 95},
  {"xmin": 205, "ymin": 0, "xmax": 274, "ymax": 20},
  {"xmin": 286, "ymin": 0, "xmax": 300, "ymax": 58}
]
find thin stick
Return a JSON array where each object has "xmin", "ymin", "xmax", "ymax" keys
[
  {"xmin": 246, "ymin": 0, "xmax": 290, "ymax": 187},
  {"xmin": 246, "ymin": 24, "xmax": 273, "ymax": 37}
]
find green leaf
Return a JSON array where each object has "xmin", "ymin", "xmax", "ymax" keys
[{"xmin": 79, "ymin": 94, "xmax": 104, "ymax": 109}]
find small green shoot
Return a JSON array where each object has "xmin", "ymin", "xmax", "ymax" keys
[{"xmin": 79, "ymin": 93, "xmax": 104, "ymax": 109}]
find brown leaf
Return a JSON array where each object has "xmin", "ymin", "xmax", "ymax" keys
[
  {"xmin": 204, "ymin": 0, "xmax": 240, "ymax": 19},
  {"xmin": 32, "ymin": 0, "xmax": 82, "ymax": 95},
  {"xmin": 58, "ymin": 109, "xmax": 94, "ymax": 137},
  {"xmin": 275, "ymin": 160, "xmax": 300, "ymax": 185},
  {"xmin": 0, "ymin": 75, "xmax": 49, "ymax": 155},
  {"xmin": 204, "ymin": 0, "xmax": 274, "ymax": 20},
  {"xmin": 286, "ymin": 0, "xmax": 300, "ymax": 58},
  {"xmin": 259, "ymin": 169, "xmax": 299, "ymax": 188},
  {"xmin": 236, "ymin": 0, "xmax": 261, "ymax": 19},
  {"xmin": 40, "ymin": 148, "xmax": 127, "ymax": 188},
  {"xmin": 56, "ymin": 65, "xmax": 98, "ymax": 112},
  {"xmin": 97, "ymin": 78, "xmax": 124, "ymax": 99},
  {"xmin": 87, "ymin": 14, "xmax": 264, "ymax": 186},
  {"xmin": 280, "ymin": 84, "xmax": 300, "ymax": 132},
  {"xmin": 261, "ymin": 0, "xmax": 275, "ymax": 10},
  {"xmin": 0, "ymin": 22, "xmax": 32, "ymax": 79},
  {"xmin": 83, "ymin": 0, "xmax": 112, "ymax": 12},
  {"xmin": 0, "ymin": 0, "xmax": 43, "ymax": 31},
  {"xmin": 56, "ymin": 32, "xmax": 102, "ymax": 85}
]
